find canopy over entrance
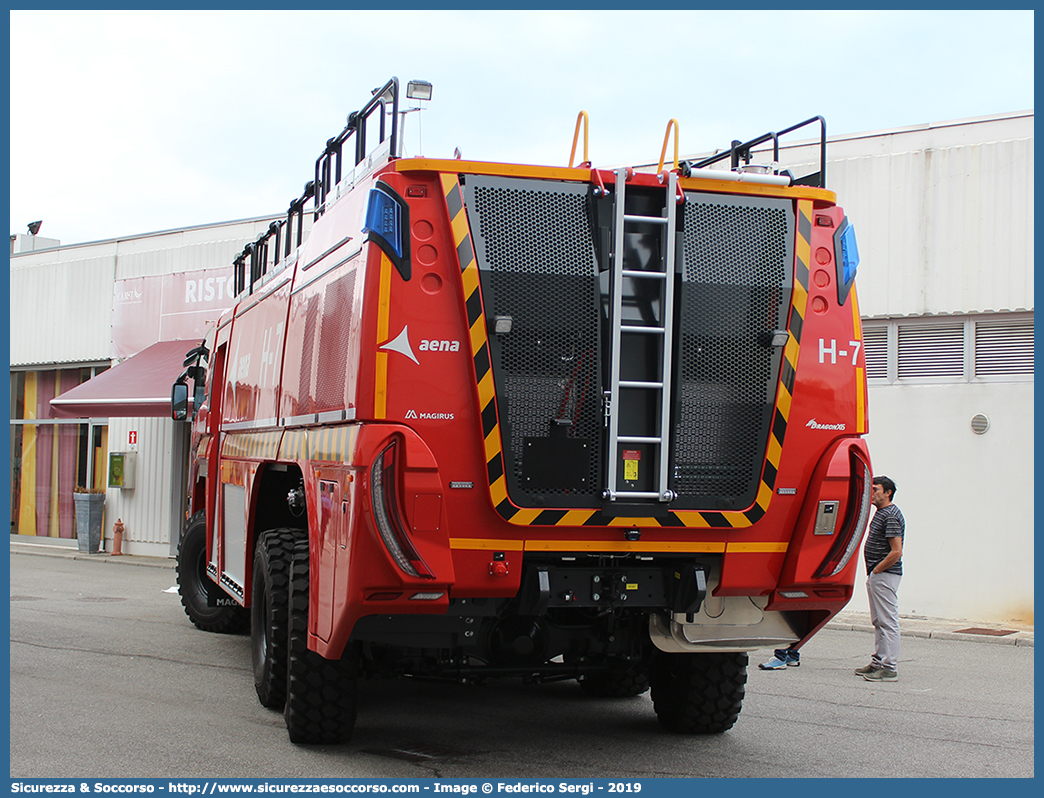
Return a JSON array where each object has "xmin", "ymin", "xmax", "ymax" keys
[{"xmin": 50, "ymin": 340, "xmax": 194, "ymax": 418}]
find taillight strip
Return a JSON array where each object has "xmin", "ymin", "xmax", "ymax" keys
[
  {"xmin": 371, "ymin": 443, "xmax": 434, "ymax": 579},
  {"xmin": 814, "ymin": 453, "xmax": 873, "ymax": 578}
]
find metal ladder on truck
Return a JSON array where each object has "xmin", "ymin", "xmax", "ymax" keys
[{"xmin": 603, "ymin": 167, "xmax": 680, "ymax": 505}]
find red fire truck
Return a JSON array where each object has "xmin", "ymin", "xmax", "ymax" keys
[{"xmin": 172, "ymin": 77, "xmax": 872, "ymax": 745}]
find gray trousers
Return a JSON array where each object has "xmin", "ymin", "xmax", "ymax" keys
[{"xmin": 866, "ymin": 571, "xmax": 902, "ymax": 671}]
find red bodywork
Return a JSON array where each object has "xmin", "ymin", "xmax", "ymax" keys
[{"xmin": 186, "ymin": 156, "xmax": 871, "ymax": 660}]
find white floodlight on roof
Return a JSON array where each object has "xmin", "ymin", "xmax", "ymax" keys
[{"xmin": 406, "ymin": 80, "xmax": 432, "ymax": 101}]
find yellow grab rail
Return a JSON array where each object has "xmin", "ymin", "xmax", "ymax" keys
[
  {"xmin": 568, "ymin": 111, "xmax": 590, "ymax": 168},
  {"xmin": 656, "ymin": 118, "xmax": 680, "ymax": 174}
]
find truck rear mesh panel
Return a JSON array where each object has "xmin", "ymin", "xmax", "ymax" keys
[
  {"xmin": 673, "ymin": 193, "xmax": 793, "ymax": 509},
  {"xmin": 464, "ymin": 177, "xmax": 793, "ymax": 513},
  {"xmin": 465, "ymin": 177, "xmax": 603, "ymax": 505}
]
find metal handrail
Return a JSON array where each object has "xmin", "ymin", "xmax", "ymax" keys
[
  {"xmin": 656, "ymin": 118, "xmax": 680, "ymax": 174},
  {"xmin": 683, "ymin": 115, "xmax": 828, "ymax": 188},
  {"xmin": 568, "ymin": 110, "xmax": 591, "ymax": 168}
]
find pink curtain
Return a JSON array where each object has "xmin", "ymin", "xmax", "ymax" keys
[
  {"xmin": 57, "ymin": 369, "xmax": 83, "ymax": 538},
  {"xmin": 34, "ymin": 372, "xmax": 55, "ymax": 536}
]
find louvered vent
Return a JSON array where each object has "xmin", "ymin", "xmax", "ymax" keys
[
  {"xmin": 898, "ymin": 322, "xmax": 964, "ymax": 379},
  {"xmin": 975, "ymin": 320, "xmax": 1034, "ymax": 376},
  {"xmin": 862, "ymin": 326, "xmax": 888, "ymax": 379}
]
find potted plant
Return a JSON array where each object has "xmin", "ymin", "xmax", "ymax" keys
[{"xmin": 73, "ymin": 487, "xmax": 105, "ymax": 553}]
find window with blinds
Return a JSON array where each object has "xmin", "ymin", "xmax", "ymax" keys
[
  {"xmin": 897, "ymin": 322, "xmax": 965, "ymax": 379},
  {"xmin": 862, "ymin": 326, "xmax": 888, "ymax": 380},
  {"xmin": 974, "ymin": 319, "xmax": 1034, "ymax": 376}
]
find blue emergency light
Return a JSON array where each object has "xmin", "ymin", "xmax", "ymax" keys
[
  {"xmin": 834, "ymin": 218, "xmax": 860, "ymax": 305},
  {"xmin": 363, "ymin": 187, "xmax": 404, "ymax": 258}
]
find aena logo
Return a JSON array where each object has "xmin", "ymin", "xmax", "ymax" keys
[
  {"xmin": 379, "ymin": 326, "xmax": 462, "ymax": 364},
  {"xmin": 418, "ymin": 339, "xmax": 460, "ymax": 352}
]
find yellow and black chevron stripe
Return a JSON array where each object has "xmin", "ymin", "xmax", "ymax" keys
[
  {"xmin": 442, "ymin": 175, "xmax": 809, "ymax": 530},
  {"xmin": 440, "ymin": 174, "xmax": 511, "ymax": 509},
  {"xmin": 746, "ymin": 199, "xmax": 810, "ymax": 520}
]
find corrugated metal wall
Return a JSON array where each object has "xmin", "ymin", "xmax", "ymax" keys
[
  {"xmin": 9, "ymin": 217, "xmax": 279, "ymax": 367},
  {"xmin": 104, "ymin": 416, "xmax": 187, "ymax": 556},
  {"xmin": 10, "ymin": 253, "xmax": 115, "ymax": 365},
  {"xmin": 831, "ymin": 136, "xmax": 1034, "ymax": 318}
]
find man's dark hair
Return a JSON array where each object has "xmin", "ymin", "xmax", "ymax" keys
[{"xmin": 873, "ymin": 475, "xmax": 897, "ymax": 499}]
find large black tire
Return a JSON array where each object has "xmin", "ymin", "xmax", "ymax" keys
[
  {"xmin": 176, "ymin": 512, "xmax": 249, "ymax": 634},
  {"xmin": 650, "ymin": 651, "xmax": 747, "ymax": 733},
  {"xmin": 284, "ymin": 539, "xmax": 358, "ymax": 745},
  {"xmin": 251, "ymin": 528, "xmax": 300, "ymax": 709},
  {"xmin": 578, "ymin": 661, "xmax": 650, "ymax": 697}
]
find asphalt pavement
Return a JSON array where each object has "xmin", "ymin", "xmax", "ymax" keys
[{"xmin": 9, "ymin": 538, "xmax": 1034, "ymax": 779}]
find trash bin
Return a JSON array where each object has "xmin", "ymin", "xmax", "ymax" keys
[{"xmin": 74, "ymin": 491, "xmax": 105, "ymax": 553}]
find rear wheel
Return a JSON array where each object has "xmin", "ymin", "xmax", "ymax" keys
[
  {"xmin": 284, "ymin": 539, "xmax": 358, "ymax": 744},
  {"xmin": 176, "ymin": 512, "xmax": 248, "ymax": 634},
  {"xmin": 650, "ymin": 651, "xmax": 747, "ymax": 733},
  {"xmin": 251, "ymin": 528, "xmax": 299, "ymax": 709}
]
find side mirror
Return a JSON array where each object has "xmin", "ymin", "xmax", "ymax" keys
[{"xmin": 172, "ymin": 381, "xmax": 189, "ymax": 421}]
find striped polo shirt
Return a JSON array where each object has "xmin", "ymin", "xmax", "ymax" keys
[{"xmin": 864, "ymin": 503, "xmax": 905, "ymax": 576}]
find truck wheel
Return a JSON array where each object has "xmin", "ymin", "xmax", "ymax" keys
[
  {"xmin": 251, "ymin": 528, "xmax": 300, "ymax": 709},
  {"xmin": 650, "ymin": 651, "xmax": 747, "ymax": 733},
  {"xmin": 284, "ymin": 539, "xmax": 358, "ymax": 744},
  {"xmin": 176, "ymin": 512, "xmax": 249, "ymax": 634},
  {"xmin": 578, "ymin": 662, "xmax": 650, "ymax": 697}
]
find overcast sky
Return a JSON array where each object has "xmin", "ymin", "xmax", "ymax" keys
[{"xmin": 9, "ymin": 9, "xmax": 1035, "ymax": 246}]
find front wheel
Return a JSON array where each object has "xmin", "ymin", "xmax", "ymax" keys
[
  {"xmin": 176, "ymin": 512, "xmax": 248, "ymax": 634},
  {"xmin": 650, "ymin": 651, "xmax": 747, "ymax": 733}
]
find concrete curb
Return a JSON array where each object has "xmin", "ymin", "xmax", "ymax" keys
[
  {"xmin": 10, "ymin": 540, "xmax": 1034, "ymax": 647},
  {"xmin": 10, "ymin": 540, "xmax": 175, "ymax": 570},
  {"xmin": 826, "ymin": 613, "xmax": 1033, "ymax": 647}
]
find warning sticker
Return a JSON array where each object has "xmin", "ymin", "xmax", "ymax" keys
[{"xmin": 623, "ymin": 450, "xmax": 641, "ymax": 481}]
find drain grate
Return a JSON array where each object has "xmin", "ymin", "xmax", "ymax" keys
[
  {"xmin": 362, "ymin": 743, "xmax": 470, "ymax": 763},
  {"xmin": 954, "ymin": 627, "xmax": 1017, "ymax": 636}
]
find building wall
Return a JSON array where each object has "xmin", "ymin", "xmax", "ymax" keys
[
  {"xmin": 8, "ymin": 217, "xmax": 279, "ymax": 552},
  {"xmin": 831, "ymin": 115, "xmax": 1035, "ymax": 625},
  {"xmin": 850, "ymin": 378, "xmax": 1034, "ymax": 623},
  {"xmin": 831, "ymin": 134, "xmax": 1033, "ymax": 318},
  {"xmin": 9, "ymin": 217, "xmax": 281, "ymax": 367}
]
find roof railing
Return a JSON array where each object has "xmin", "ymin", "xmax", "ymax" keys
[
  {"xmin": 233, "ymin": 78, "xmax": 401, "ymax": 297},
  {"xmin": 681, "ymin": 115, "xmax": 827, "ymax": 188}
]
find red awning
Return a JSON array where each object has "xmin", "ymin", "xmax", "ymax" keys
[{"xmin": 50, "ymin": 340, "xmax": 196, "ymax": 418}]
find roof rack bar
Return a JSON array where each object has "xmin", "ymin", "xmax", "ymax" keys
[{"xmin": 682, "ymin": 115, "xmax": 827, "ymax": 188}]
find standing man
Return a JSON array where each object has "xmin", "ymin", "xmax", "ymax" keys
[{"xmin": 856, "ymin": 475, "xmax": 905, "ymax": 681}]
